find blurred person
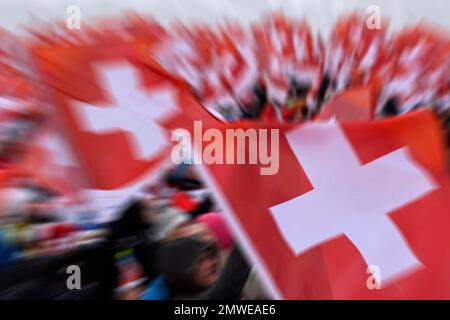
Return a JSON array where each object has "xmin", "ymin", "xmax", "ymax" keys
[
  {"xmin": 168, "ymin": 214, "xmax": 270, "ymax": 300},
  {"xmin": 104, "ymin": 197, "xmax": 192, "ymax": 299},
  {"xmin": 195, "ymin": 212, "xmax": 233, "ymax": 251},
  {"xmin": 193, "ymin": 213, "xmax": 269, "ymax": 299},
  {"xmin": 157, "ymin": 214, "xmax": 250, "ymax": 299},
  {"xmin": 158, "ymin": 235, "xmax": 250, "ymax": 300}
]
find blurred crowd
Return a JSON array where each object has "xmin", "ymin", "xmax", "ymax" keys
[
  {"xmin": 0, "ymin": 11, "xmax": 449, "ymax": 300},
  {"xmin": 0, "ymin": 161, "xmax": 270, "ymax": 299},
  {"xmin": 0, "ymin": 80, "xmax": 448, "ymax": 300}
]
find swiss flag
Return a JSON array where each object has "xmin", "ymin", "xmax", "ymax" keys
[
  {"xmin": 31, "ymin": 39, "xmax": 221, "ymax": 218},
  {"xmin": 32, "ymin": 40, "xmax": 213, "ymax": 188},
  {"xmin": 190, "ymin": 110, "xmax": 450, "ymax": 299}
]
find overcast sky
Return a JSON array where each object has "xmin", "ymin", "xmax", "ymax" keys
[{"xmin": 0, "ymin": 0, "xmax": 449, "ymax": 36}]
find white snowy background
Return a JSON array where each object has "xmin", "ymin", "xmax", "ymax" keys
[{"xmin": 0, "ymin": 0, "xmax": 449, "ymax": 36}]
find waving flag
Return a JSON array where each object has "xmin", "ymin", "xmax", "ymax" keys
[
  {"xmin": 190, "ymin": 110, "xmax": 450, "ymax": 299},
  {"xmin": 31, "ymin": 35, "xmax": 221, "ymax": 219}
]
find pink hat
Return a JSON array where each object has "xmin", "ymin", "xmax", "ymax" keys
[{"xmin": 195, "ymin": 212, "xmax": 233, "ymax": 250}]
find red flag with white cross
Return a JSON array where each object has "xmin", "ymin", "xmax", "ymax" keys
[
  {"xmin": 31, "ymin": 38, "xmax": 221, "ymax": 219},
  {"xmin": 191, "ymin": 110, "xmax": 450, "ymax": 299}
]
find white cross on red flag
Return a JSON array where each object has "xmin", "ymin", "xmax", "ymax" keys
[
  {"xmin": 31, "ymin": 39, "xmax": 221, "ymax": 219},
  {"xmin": 191, "ymin": 110, "xmax": 450, "ymax": 299}
]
